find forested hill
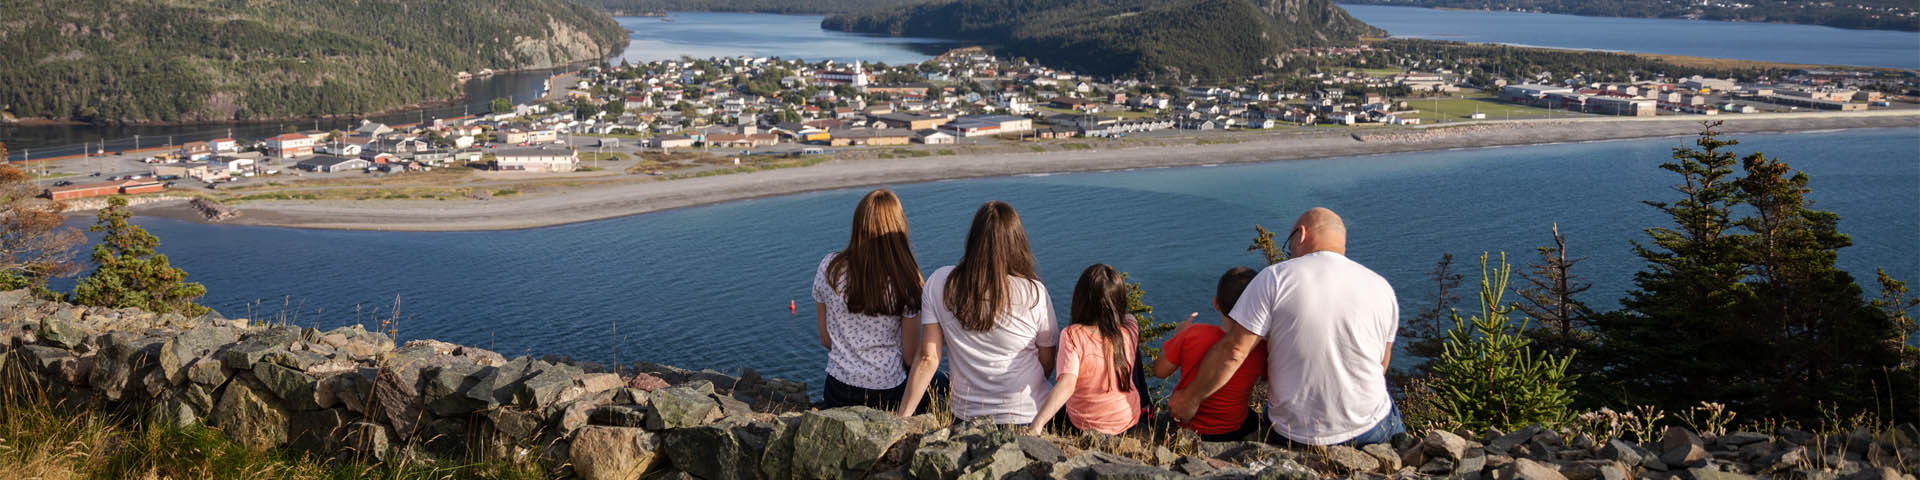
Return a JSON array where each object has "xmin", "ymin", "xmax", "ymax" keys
[
  {"xmin": 1338, "ymin": 0, "xmax": 1919, "ymax": 32},
  {"xmin": 821, "ymin": 0, "xmax": 1384, "ymax": 80},
  {"xmin": 579, "ymin": 0, "xmax": 935, "ymax": 15},
  {"xmin": 0, "ymin": 0, "xmax": 630, "ymax": 125}
]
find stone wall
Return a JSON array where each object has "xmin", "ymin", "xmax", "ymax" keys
[{"xmin": 0, "ymin": 290, "xmax": 1911, "ymax": 480}]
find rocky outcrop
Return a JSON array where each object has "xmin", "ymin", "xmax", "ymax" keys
[
  {"xmin": 2, "ymin": 290, "xmax": 1915, "ymax": 479},
  {"xmin": 190, "ymin": 197, "xmax": 241, "ymax": 222}
]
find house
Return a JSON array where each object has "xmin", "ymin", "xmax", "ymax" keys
[
  {"xmin": 869, "ymin": 113, "xmax": 952, "ymax": 131},
  {"xmin": 868, "ymin": 83, "xmax": 931, "ymax": 98},
  {"xmin": 831, "ymin": 129, "xmax": 915, "ymax": 146},
  {"xmin": 153, "ymin": 164, "xmax": 218, "ymax": 183},
  {"xmin": 45, "ymin": 181, "xmax": 124, "ymax": 201},
  {"xmin": 940, "ymin": 115, "xmax": 1032, "ymax": 137},
  {"xmin": 915, "ymin": 130, "xmax": 955, "ymax": 145},
  {"xmin": 297, "ymin": 155, "xmax": 372, "ymax": 173},
  {"xmin": 207, "ymin": 156, "xmax": 256, "ymax": 174},
  {"xmin": 209, "ymin": 137, "xmax": 240, "ymax": 153},
  {"xmin": 1050, "ymin": 96, "xmax": 1097, "ymax": 112},
  {"xmin": 354, "ymin": 121, "xmax": 393, "ymax": 137},
  {"xmin": 316, "ymin": 142, "xmax": 363, "ymax": 156},
  {"xmin": 494, "ymin": 147, "xmax": 578, "ymax": 173},
  {"xmin": 178, "ymin": 141, "xmax": 213, "ymax": 161},
  {"xmin": 265, "ymin": 133, "xmax": 315, "ymax": 158},
  {"xmin": 705, "ymin": 133, "xmax": 779, "ymax": 148}
]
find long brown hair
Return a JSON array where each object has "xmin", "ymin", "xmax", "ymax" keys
[
  {"xmin": 827, "ymin": 189, "xmax": 922, "ymax": 316},
  {"xmin": 944, "ymin": 201, "xmax": 1039, "ymax": 331},
  {"xmin": 1070, "ymin": 264, "xmax": 1133, "ymax": 392}
]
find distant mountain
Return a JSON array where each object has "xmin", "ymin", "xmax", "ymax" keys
[
  {"xmin": 822, "ymin": 0, "xmax": 1384, "ymax": 80},
  {"xmin": 1338, "ymin": 0, "xmax": 1918, "ymax": 32},
  {"xmin": 0, "ymin": 0, "xmax": 630, "ymax": 124},
  {"xmin": 579, "ymin": 0, "xmax": 937, "ymax": 15}
]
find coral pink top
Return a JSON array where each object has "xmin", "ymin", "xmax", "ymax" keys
[{"xmin": 1057, "ymin": 321, "xmax": 1141, "ymax": 434}]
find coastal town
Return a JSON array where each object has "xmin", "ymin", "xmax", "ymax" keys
[{"xmin": 17, "ymin": 46, "xmax": 1917, "ymax": 204}]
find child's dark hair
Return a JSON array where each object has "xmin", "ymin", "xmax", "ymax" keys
[
  {"xmin": 1216, "ymin": 266, "xmax": 1259, "ymax": 313},
  {"xmin": 1069, "ymin": 263, "xmax": 1133, "ymax": 392}
]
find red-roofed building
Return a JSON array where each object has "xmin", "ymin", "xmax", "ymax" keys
[{"xmin": 266, "ymin": 133, "xmax": 315, "ymax": 158}]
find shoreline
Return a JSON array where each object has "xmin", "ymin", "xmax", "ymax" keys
[{"xmin": 132, "ymin": 112, "xmax": 1920, "ymax": 232}]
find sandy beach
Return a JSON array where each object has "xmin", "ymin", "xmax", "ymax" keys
[{"xmin": 138, "ymin": 111, "xmax": 1920, "ymax": 232}]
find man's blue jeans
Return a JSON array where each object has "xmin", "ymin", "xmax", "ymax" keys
[{"xmin": 1263, "ymin": 403, "xmax": 1408, "ymax": 447}]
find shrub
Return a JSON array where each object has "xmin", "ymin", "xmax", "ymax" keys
[{"xmin": 1424, "ymin": 252, "xmax": 1578, "ymax": 431}]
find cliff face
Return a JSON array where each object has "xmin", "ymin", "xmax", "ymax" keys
[
  {"xmin": 0, "ymin": 0, "xmax": 630, "ymax": 124},
  {"xmin": 821, "ymin": 0, "xmax": 1382, "ymax": 80}
]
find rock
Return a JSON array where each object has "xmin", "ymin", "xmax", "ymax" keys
[
  {"xmin": 908, "ymin": 440, "xmax": 970, "ymax": 480},
  {"xmin": 210, "ymin": 377, "xmax": 289, "ymax": 450},
  {"xmin": 1761, "ymin": 446, "xmax": 1807, "ymax": 473},
  {"xmin": 590, "ymin": 405, "xmax": 649, "ymax": 427},
  {"xmin": 1719, "ymin": 432, "xmax": 1771, "ymax": 447},
  {"xmin": 1017, "ymin": 435, "xmax": 1066, "ymax": 463},
  {"xmin": 1496, "ymin": 458, "xmax": 1568, "ymax": 480},
  {"xmin": 628, "ymin": 372, "xmax": 670, "ymax": 391},
  {"xmin": 252, "ymin": 362, "xmax": 320, "ymax": 411},
  {"xmin": 339, "ymin": 422, "xmax": 393, "ymax": 462},
  {"xmin": 186, "ymin": 357, "xmax": 226, "ymax": 386},
  {"xmin": 1458, "ymin": 448, "xmax": 1489, "ymax": 475},
  {"xmin": 577, "ymin": 373, "xmax": 623, "ymax": 395},
  {"xmin": 1688, "ymin": 466, "xmax": 1755, "ymax": 480},
  {"xmin": 1564, "ymin": 460, "xmax": 1629, "ymax": 480},
  {"xmin": 420, "ymin": 364, "xmax": 487, "ymax": 416},
  {"xmin": 1362, "ymin": 442, "xmax": 1402, "ymax": 472},
  {"xmin": 660, "ymin": 419, "xmax": 771, "ymax": 480},
  {"xmin": 181, "ymin": 382, "xmax": 216, "ymax": 413},
  {"xmin": 761, "ymin": 407, "xmax": 909, "ymax": 479},
  {"xmin": 516, "ymin": 365, "xmax": 577, "ymax": 411},
  {"xmin": 154, "ymin": 397, "xmax": 199, "ymax": 429},
  {"xmin": 1420, "ymin": 457, "xmax": 1457, "ymax": 475},
  {"xmin": 483, "ymin": 408, "xmax": 544, "ymax": 443},
  {"xmin": 263, "ymin": 348, "xmax": 328, "ymax": 372},
  {"xmin": 1086, "ymin": 463, "xmax": 1187, "ymax": 479},
  {"xmin": 647, "ymin": 385, "xmax": 721, "ymax": 430},
  {"xmin": 37, "ymin": 308, "xmax": 86, "ymax": 349},
  {"xmin": 1322, "ymin": 445, "xmax": 1381, "ymax": 473},
  {"xmin": 463, "ymin": 360, "xmax": 532, "ymax": 409},
  {"xmin": 1211, "ymin": 442, "xmax": 1300, "ymax": 465},
  {"xmin": 287, "ymin": 408, "xmax": 349, "ymax": 455},
  {"xmin": 315, "ymin": 370, "xmax": 374, "ymax": 412},
  {"xmin": 1425, "ymin": 430, "xmax": 1471, "ymax": 461},
  {"xmin": 373, "ymin": 367, "xmax": 427, "ymax": 441},
  {"xmin": 1662, "ymin": 442, "xmax": 1710, "ymax": 469},
  {"xmin": 1491, "ymin": 425, "xmax": 1547, "ymax": 455},
  {"xmin": 957, "ymin": 441, "xmax": 1030, "ymax": 480},
  {"xmin": 1664, "ymin": 426, "xmax": 1704, "ymax": 453},
  {"xmin": 1598, "ymin": 439, "xmax": 1644, "ymax": 466},
  {"xmin": 571, "ymin": 426, "xmax": 657, "ymax": 480}
]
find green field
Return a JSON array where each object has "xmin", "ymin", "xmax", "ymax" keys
[{"xmin": 1399, "ymin": 95, "xmax": 1591, "ymax": 123}]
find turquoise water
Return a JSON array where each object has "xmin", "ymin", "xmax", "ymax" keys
[
  {"xmin": 60, "ymin": 128, "xmax": 1918, "ymax": 388},
  {"xmin": 1341, "ymin": 4, "xmax": 1920, "ymax": 69},
  {"xmin": 611, "ymin": 12, "xmax": 954, "ymax": 65}
]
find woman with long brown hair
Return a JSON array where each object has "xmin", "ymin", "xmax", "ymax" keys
[
  {"xmin": 1027, "ymin": 264, "xmax": 1141, "ymax": 435},
  {"xmin": 896, "ymin": 201, "xmax": 1058, "ymax": 423},
  {"xmin": 812, "ymin": 189, "xmax": 924, "ymax": 409}
]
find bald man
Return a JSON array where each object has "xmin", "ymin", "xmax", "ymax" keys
[{"xmin": 1168, "ymin": 207, "xmax": 1404, "ymax": 446}]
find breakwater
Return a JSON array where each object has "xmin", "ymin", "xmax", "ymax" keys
[{"xmin": 0, "ymin": 291, "xmax": 1908, "ymax": 479}]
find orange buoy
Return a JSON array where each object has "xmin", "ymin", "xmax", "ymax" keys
[{"xmin": 789, "ymin": 299, "xmax": 797, "ymax": 315}]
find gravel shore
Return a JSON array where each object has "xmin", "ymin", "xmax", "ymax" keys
[{"xmin": 138, "ymin": 111, "xmax": 1919, "ymax": 232}]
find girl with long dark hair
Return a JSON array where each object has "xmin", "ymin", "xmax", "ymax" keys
[
  {"xmin": 812, "ymin": 189, "xmax": 924, "ymax": 409},
  {"xmin": 895, "ymin": 201, "xmax": 1058, "ymax": 423},
  {"xmin": 1027, "ymin": 264, "xmax": 1141, "ymax": 435}
]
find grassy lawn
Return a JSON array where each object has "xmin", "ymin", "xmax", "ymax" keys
[
  {"xmin": 579, "ymin": 152, "xmax": 629, "ymax": 162},
  {"xmin": 1097, "ymin": 110, "xmax": 1162, "ymax": 120},
  {"xmin": 1400, "ymin": 95, "xmax": 1584, "ymax": 123},
  {"xmin": 1357, "ymin": 67, "xmax": 1405, "ymax": 78}
]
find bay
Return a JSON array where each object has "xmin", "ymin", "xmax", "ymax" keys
[
  {"xmin": 1341, "ymin": 4, "xmax": 1920, "ymax": 69},
  {"xmin": 611, "ymin": 12, "xmax": 954, "ymax": 65},
  {"xmin": 53, "ymin": 128, "xmax": 1920, "ymax": 390}
]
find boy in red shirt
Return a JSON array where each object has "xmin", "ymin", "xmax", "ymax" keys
[{"xmin": 1153, "ymin": 267, "xmax": 1268, "ymax": 441}]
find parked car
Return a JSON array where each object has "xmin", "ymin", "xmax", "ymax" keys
[{"xmin": 52, "ymin": 180, "xmax": 73, "ymax": 187}]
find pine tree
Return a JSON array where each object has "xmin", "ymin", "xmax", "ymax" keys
[
  {"xmin": 1515, "ymin": 223, "xmax": 1595, "ymax": 371},
  {"xmin": 1428, "ymin": 252, "xmax": 1578, "ymax": 431},
  {"xmin": 70, "ymin": 197, "xmax": 211, "ymax": 316},
  {"xmin": 1246, "ymin": 224, "xmax": 1285, "ymax": 266},
  {"xmin": 1593, "ymin": 122, "xmax": 1753, "ymax": 409},
  {"xmin": 1730, "ymin": 151, "xmax": 1903, "ymax": 416}
]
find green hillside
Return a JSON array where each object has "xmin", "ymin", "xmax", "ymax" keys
[
  {"xmin": 579, "ymin": 0, "xmax": 935, "ymax": 15},
  {"xmin": 0, "ymin": 0, "xmax": 629, "ymax": 124},
  {"xmin": 821, "ymin": 0, "xmax": 1383, "ymax": 80}
]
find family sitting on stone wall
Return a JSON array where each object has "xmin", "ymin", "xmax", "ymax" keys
[{"xmin": 810, "ymin": 189, "xmax": 1404, "ymax": 447}]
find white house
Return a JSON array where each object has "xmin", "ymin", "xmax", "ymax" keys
[{"xmin": 495, "ymin": 147, "xmax": 578, "ymax": 173}]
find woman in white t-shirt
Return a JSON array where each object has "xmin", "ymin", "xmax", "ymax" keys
[
  {"xmin": 896, "ymin": 201, "xmax": 1058, "ymax": 424},
  {"xmin": 813, "ymin": 189, "xmax": 925, "ymax": 410}
]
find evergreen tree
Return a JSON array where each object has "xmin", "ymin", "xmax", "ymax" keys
[
  {"xmin": 1402, "ymin": 253, "xmax": 1463, "ymax": 373},
  {"xmin": 1515, "ymin": 223, "xmax": 1596, "ymax": 370},
  {"xmin": 1246, "ymin": 224, "xmax": 1285, "ymax": 266},
  {"xmin": 1428, "ymin": 252, "xmax": 1578, "ymax": 431},
  {"xmin": 70, "ymin": 197, "xmax": 211, "ymax": 316},
  {"xmin": 489, "ymin": 97, "xmax": 514, "ymax": 115},
  {"xmin": 1592, "ymin": 122, "xmax": 1752, "ymax": 409},
  {"xmin": 1729, "ymin": 150, "xmax": 1903, "ymax": 416}
]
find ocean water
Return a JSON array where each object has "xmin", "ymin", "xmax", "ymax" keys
[
  {"xmin": 51, "ymin": 128, "xmax": 1919, "ymax": 391},
  {"xmin": 1340, "ymin": 4, "xmax": 1920, "ymax": 69},
  {"xmin": 611, "ymin": 13, "xmax": 955, "ymax": 65}
]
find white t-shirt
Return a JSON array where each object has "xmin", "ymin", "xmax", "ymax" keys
[
  {"xmin": 812, "ymin": 253, "xmax": 919, "ymax": 390},
  {"xmin": 921, "ymin": 266, "xmax": 1058, "ymax": 424},
  {"xmin": 1229, "ymin": 251, "xmax": 1399, "ymax": 445}
]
